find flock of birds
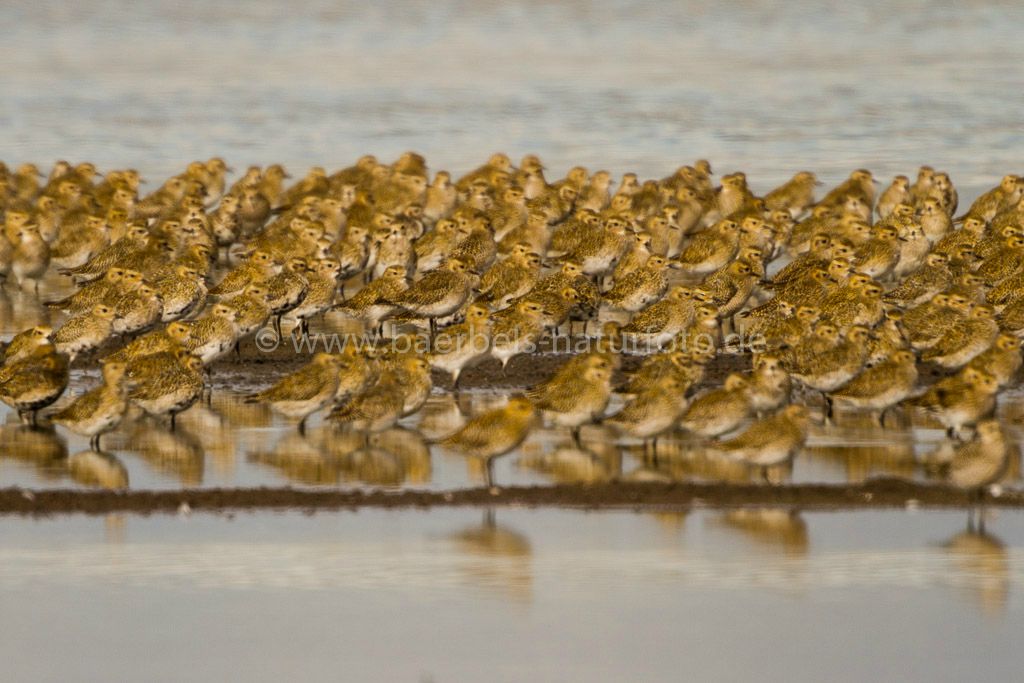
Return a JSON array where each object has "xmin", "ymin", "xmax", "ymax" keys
[{"xmin": 0, "ymin": 155, "xmax": 1022, "ymax": 491}]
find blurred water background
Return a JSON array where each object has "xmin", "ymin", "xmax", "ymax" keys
[{"xmin": 2, "ymin": 0, "xmax": 1023, "ymax": 193}]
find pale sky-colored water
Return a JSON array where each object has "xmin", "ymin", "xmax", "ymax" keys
[
  {"xmin": 3, "ymin": 508, "xmax": 1024, "ymax": 681},
  {"xmin": 2, "ymin": 0, "xmax": 1023, "ymax": 191}
]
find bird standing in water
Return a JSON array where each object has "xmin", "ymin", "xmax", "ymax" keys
[{"xmin": 437, "ymin": 396, "xmax": 537, "ymax": 488}]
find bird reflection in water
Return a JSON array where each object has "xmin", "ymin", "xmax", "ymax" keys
[
  {"xmin": 335, "ymin": 447, "xmax": 408, "ymax": 486},
  {"xmin": 368, "ymin": 427, "xmax": 431, "ymax": 484},
  {"xmin": 249, "ymin": 428, "xmax": 339, "ymax": 485},
  {"xmin": 104, "ymin": 514, "xmax": 127, "ymax": 544},
  {"xmin": 208, "ymin": 391, "xmax": 274, "ymax": 430},
  {"xmin": 176, "ymin": 402, "xmax": 240, "ymax": 478},
  {"xmin": 624, "ymin": 439, "xmax": 781, "ymax": 484},
  {"xmin": 249, "ymin": 425, "xmax": 431, "ymax": 486},
  {"xmin": 943, "ymin": 526, "xmax": 1009, "ymax": 617},
  {"xmin": 0, "ymin": 423, "xmax": 68, "ymax": 482},
  {"xmin": 115, "ymin": 419, "xmax": 205, "ymax": 485},
  {"xmin": 414, "ymin": 394, "xmax": 465, "ymax": 442},
  {"xmin": 67, "ymin": 450, "xmax": 129, "ymax": 489},
  {"xmin": 803, "ymin": 433, "xmax": 917, "ymax": 483},
  {"xmin": 646, "ymin": 510, "xmax": 689, "ymax": 537},
  {"xmin": 326, "ymin": 427, "xmax": 431, "ymax": 486},
  {"xmin": 518, "ymin": 437, "xmax": 621, "ymax": 484},
  {"xmin": 711, "ymin": 508, "xmax": 809, "ymax": 557},
  {"xmin": 449, "ymin": 509, "xmax": 532, "ymax": 603}
]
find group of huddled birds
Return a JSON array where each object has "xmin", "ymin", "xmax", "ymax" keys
[{"xmin": 0, "ymin": 154, "xmax": 1023, "ymax": 490}]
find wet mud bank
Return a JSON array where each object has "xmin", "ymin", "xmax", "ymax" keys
[
  {"xmin": 203, "ymin": 338, "xmax": 754, "ymax": 392},
  {"xmin": 3, "ymin": 478, "xmax": 1022, "ymax": 516}
]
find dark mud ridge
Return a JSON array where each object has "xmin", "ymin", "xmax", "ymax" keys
[
  {"xmin": 200, "ymin": 337, "xmax": 755, "ymax": 392},
  {"xmin": 3, "ymin": 479, "xmax": 1022, "ymax": 516}
]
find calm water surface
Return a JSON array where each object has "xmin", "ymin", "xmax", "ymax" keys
[
  {"xmin": 2, "ymin": 508, "xmax": 1024, "ymax": 681},
  {"xmin": 1, "ymin": 1, "xmax": 1022, "ymax": 191}
]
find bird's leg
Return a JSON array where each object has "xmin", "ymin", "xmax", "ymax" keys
[
  {"xmin": 170, "ymin": 412, "xmax": 177, "ymax": 432},
  {"xmin": 298, "ymin": 416, "xmax": 307, "ymax": 436},
  {"xmin": 822, "ymin": 392, "xmax": 833, "ymax": 423},
  {"xmin": 429, "ymin": 317, "xmax": 437, "ymax": 344},
  {"xmin": 91, "ymin": 434, "xmax": 100, "ymax": 452},
  {"xmin": 483, "ymin": 457, "xmax": 495, "ymax": 489},
  {"xmin": 762, "ymin": 466, "xmax": 771, "ymax": 484},
  {"xmin": 572, "ymin": 426, "xmax": 582, "ymax": 448},
  {"xmin": 877, "ymin": 408, "xmax": 887, "ymax": 428},
  {"xmin": 30, "ymin": 410, "xmax": 38, "ymax": 428}
]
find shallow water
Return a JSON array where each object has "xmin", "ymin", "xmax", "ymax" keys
[
  {"xmin": 1, "ymin": 358, "xmax": 1022, "ymax": 492},
  {"xmin": 2, "ymin": 1, "xmax": 1023, "ymax": 192},
  {"xmin": 3, "ymin": 507, "xmax": 1024, "ymax": 681}
]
